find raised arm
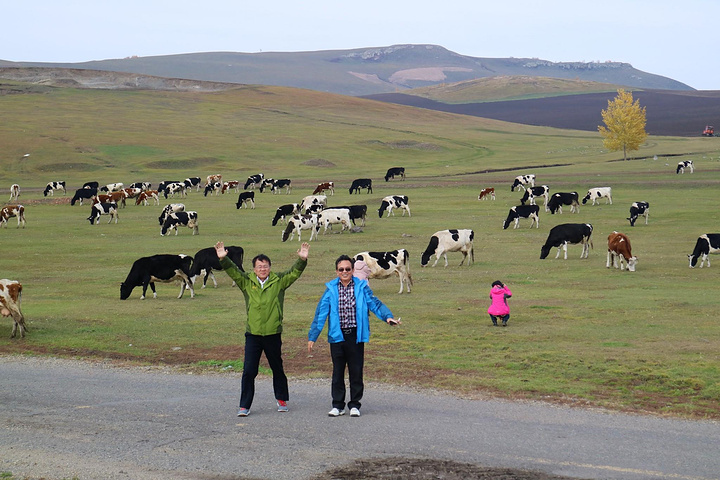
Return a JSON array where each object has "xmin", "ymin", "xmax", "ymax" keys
[{"xmin": 214, "ymin": 241, "xmax": 227, "ymax": 260}]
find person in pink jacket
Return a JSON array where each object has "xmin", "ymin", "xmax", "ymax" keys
[{"xmin": 488, "ymin": 280, "xmax": 512, "ymax": 326}]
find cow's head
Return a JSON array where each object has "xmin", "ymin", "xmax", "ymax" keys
[
  {"xmin": 626, "ymin": 256, "xmax": 638, "ymax": 272},
  {"xmin": 120, "ymin": 282, "xmax": 133, "ymax": 300},
  {"xmin": 540, "ymin": 245, "xmax": 552, "ymax": 259},
  {"xmin": 688, "ymin": 254, "xmax": 699, "ymax": 268}
]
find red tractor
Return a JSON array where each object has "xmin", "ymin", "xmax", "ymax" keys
[{"xmin": 702, "ymin": 125, "xmax": 715, "ymax": 136}]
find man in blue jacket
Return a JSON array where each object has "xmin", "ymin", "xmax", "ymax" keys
[{"xmin": 308, "ymin": 255, "xmax": 400, "ymax": 417}]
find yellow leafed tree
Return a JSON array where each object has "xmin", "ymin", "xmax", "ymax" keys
[{"xmin": 598, "ymin": 89, "xmax": 647, "ymax": 161}]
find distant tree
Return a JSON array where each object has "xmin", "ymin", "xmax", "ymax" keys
[{"xmin": 598, "ymin": 89, "xmax": 647, "ymax": 161}]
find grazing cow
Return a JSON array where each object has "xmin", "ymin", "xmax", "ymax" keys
[
  {"xmin": 313, "ymin": 181, "xmax": 335, "ymax": 196},
  {"xmin": 300, "ymin": 195, "xmax": 327, "ymax": 213},
  {"xmin": 354, "ymin": 249, "xmax": 412, "ymax": 294},
  {"xmin": 43, "ymin": 181, "xmax": 66, "ymax": 197},
  {"xmin": 129, "ymin": 182, "xmax": 151, "ymax": 191},
  {"xmin": 282, "ymin": 214, "xmax": 320, "ymax": 242},
  {"xmin": 87, "ymin": 202, "xmax": 118, "ymax": 225},
  {"xmin": 547, "ymin": 192, "xmax": 580, "ymax": 214},
  {"xmin": 0, "ymin": 205, "xmax": 26, "ymax": 228},
  {"xmin": 385, "ymin": 167, "xmax": 405, "ymax": 182},
  {"xmin": 334, "ymin": 205, "xmax": 367, "ymax": 226},
  {"xmin": 677, "ymin": 160, "xmax": 694, "ymax": 174},
  {"xmin": 221, "ymin": 181, "xmax": 240, "ymax": 194},
  {"xmin": 0, "ymin": 279, "xmax": 26, "ymax": 338},
  {"xmin": 421, "ymin": 229, "xmax": 475, "ymax": 267},
  {"xmin": 478, "ymin": 187, "xmax": 495, "ymax": 201},
  {"xmin": 520, "ymin": 185, "xmax": 550, "ymax": 209},
  {"xmin": 688, "ymin": 234, "xmax": 720, "ymax": 268},
  {"xmin": 378, "ymin": 195, "xmax": 411, "ymax": 218},
  {"xmin": 205, "ymin": 174, "xmax": 222, "ymax": 186},
  {"xmin": 203, "ymin": 182, "xmax": 221, "ymax": 197},
  {"xmin": 9, "ymin": 184, "xmax": 20, "ymax": 201},
  {"xmin": 158, "ymin": 180, "xmax": 180, "ymax": 195},
  {"xmin": 165, "ymin": 182, "xmax": 187, "ymax": 198},
  {"xmin": 93, "ymin": 194, "xmax": 113, "ymax": 204},
  {"xmin": 607, "ymin": 232, "xmax": 638, "ymax": 272},
  {"xmin": 582, "ymin": 187, "xmax": 613, "ymax": 205},
  {"xmin": 503, "ymin": 205, "xmax": 540, "ymax": 229},
  {"xmin": 184, "ymin": 177, "xmax": 202, "ymax": 192},
  {"xmin": 236, "ymin": 191, "xmax": 256, "ymax": 209},
  {"xmin": 70, "ymin": 187, "xmax": 97, "ymax": 206},
  {"xmin": 106, "ymin": 190, "xmax": 127, "ymax": 208},
  {"xmin": 158, "ymin": 203, "xmax": 185, "ymax": 226},
  {"xmin": 120, "ymin": 254, "xmax": 194, "ymax": 300},
  {"xmin": 317, "ymin": 208, "xmax": 352, "ymax": 234},
  {"xmin": 161, "ymin": 211, "xmax": 199, "ymax": 236},
  {"xmin": 540, "ymin": 223, "xmax": 594, "ymax": 260},
  {"xmin": 272, "ymin": 203, "xmax": 300, "ymax": 226},
  {"xmin": 123, "ymin": 187, "xmax": 142, "ymax": 199},
  {"xmin": 136, "ymin": 190, "xmax": 160, "ymax": 206},
  {"xmin": 244, "ymin": 173, "xmax": 264, "ymax": 190},
  {"xmin": 190, "ymin": 246, "xmax": 245, "ymax": 288},
  {"xmin": 268, "ymin": 178, "xmax": 292, "ymax": 194},
  {"xmin": 510, "ymin": 174, "xmax": 535, "ymax": 192},
  {"xmin": 349, "ymin": 178, "xmax": 373, "ymax": 194},
  {"xmin": 100, "ymin": 182, "xmax": 124, "ymax": 193},
  {"xmin": 82, "ymin": 181, "xmax": 99, "ymax": 190},
  {"xmin": 627, "ymin": 201, "xmax": 650, "ymax": 227}
]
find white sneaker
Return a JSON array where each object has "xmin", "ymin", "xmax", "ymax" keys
[
  {"xmin": 350, "ymin": 407, "xmax": 360, "ymax": 417},
  {"xmin": 328, "ymin": 407, "xmax": 345, "ymax": 417}
]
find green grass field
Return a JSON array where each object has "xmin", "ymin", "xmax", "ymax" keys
[{"xmin": 1, "ymin": 81, "xmax": 720, "ymax": 419}]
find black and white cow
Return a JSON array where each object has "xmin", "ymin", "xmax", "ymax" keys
[
  {"xmin": 203, "ymin": 182, "xmax": 221, "ymax": 197},
  {"xmin": 82, "ymin": 181, "xmax": 99, "ymax": 190},
  {"xmin": 510, "ymin": 174, "xmax": 535, "ymax": 192},
  {"xmin": 354, "ymin": 249, "xmax": 413, "ymax": 294},
  {"xmin": 334, "ymin": 205, "xmax": 367, "ymax": 226},
  {"xmin": 71, "ymin": 187, "xmax": 97, "ymax": 206},
  {"xmin": 270, "ymin": 178, "xmax": 292, "ymax": 194},
  {"xmin": 100, "ymin": 182, "xmax": 124, "ymax": 193},
  {"xmin": 184, "ymin": 177, "xmax": 202, "ymax": 192},
  {"xmin": 540, "ymin": 223, "xmax": 593, "ymax": 260},
  {"xmin": 190, "ymin": 246, "xmax": 245, "ymax": 288},
  {"xmin": 43, "ymin": 181, "xmax": 66, "ymax": 197},
  {"xmin": 421, "ymin": 229, "xmax": 474, "ymax": 267},
  {"xmin": 244, "ymin": 173, "xmax": 264, "ymax": 190},
  {"xmin": 503, "ymin": 205, "xmax": 540, "ymax": 229},
  {"xmin": 161, "ymin": 211, "xmax": 198, "ymax": 236},
  {"xmin": 385, "ymin": 167, "xmax": 405, "ymax": 182},
  {"xmin": 300, "ymin": 195, "xmax": 327, "ymax": 213},
  {"xmin": 547, "ymin": 192, "xmax": 580, "ymax": 214},
  {"xmin": 677, "ymin": 160, "xmax": 694, "ymax": 174},
  {"xmin": 236, "ymin": 191, "xmax": 256, "ymax": 209},
  {"xmin": 272, "ymin": 203, "xmax": 300, "ymax": 226},
  {"xmin": 282, "ymin": 214, "xmax": 320, "ymax": 242},
  {"xmin": 87, "ymin": 202, "xmax": 118, "ymax": 225},
  {"xmin": 627, "ymin": 201, "xmax": 649, "ymax": 226},
  {"xmin": 120, "ymin": 254, "xmax": 194, "ymax": 300},
  {"xmin": 164, "ymin": 182, "xmax": 187, "ymax": 198},
  {"xmin": 317, "ymin": 208, "xmax": 352, "ymax": 234},
  {"xmin": 520, "ymin": 185, "xmax": 550, "ymax": 209},
  {"xmin": 688, "ymin": 234, "xmax": 720, "ymax": 268},
  {"xmin": 582, "ymin": 187, "xmax": 612, "ymax": 205},
  {"xmin": 378, "ymin": 195, "xmax": 411, "ymax": 218},
  {"xmin": 158, "ymin": 181, "xmax": 181, "ymax": 195},
  {"xmin": 158, "ymin": 203, "xmax": 185, "ymax": 226},
  {"xmin": 129, "ymin": 182, "xmax": 152, "ymax": 191},
  {"xmin": 349, "ymin": 178, "xmax": 373, "ymax": 194}
]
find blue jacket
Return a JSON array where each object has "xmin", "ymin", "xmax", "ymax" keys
[{"xmin": 309, "ymin": 277, "xmax": 394, "ymax": 344}]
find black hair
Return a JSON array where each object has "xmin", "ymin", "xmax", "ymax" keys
[
  {"xmin": 252, "ymin": 254, "xmax": 272, "ymax": 267},
  {"xmin": 335, "ymin": 255, "xmax": 355, "ymax": 269},
  {"xmin": 491, "ymin": 280, "xmax": 504, "ymax": 287}
]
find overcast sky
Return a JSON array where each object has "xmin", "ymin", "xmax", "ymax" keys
[{"xmin": 3, "ymin": 0, "xmax": 718, "ymax": 90}]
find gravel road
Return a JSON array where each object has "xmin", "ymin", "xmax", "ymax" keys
[{"xmin": 1, "ymin": 356, "xmax": 718, "ymax": 480}]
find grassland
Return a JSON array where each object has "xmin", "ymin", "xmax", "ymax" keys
[{"xmin": 1, "ymin": 81, "xmax": 720, "ymax": 419}]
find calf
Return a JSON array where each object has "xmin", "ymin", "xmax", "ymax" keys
[
  {"xmin": 9, "ymin": 184, "xmax": 20, "ymax": 201},
  {"xmin": 300, "ymin": 195, "xmax": 327, "ymax": 213},
  {"xmin": 70, "ymin": 187, "xmax": 97, "ymax": 206},
  {"xmin": 582, "ymin": 187, "xmax": 613, "ymax": 205},
  {"xmin": 161, "ymin": 211, "xmax": 199, "ymax": 236},
  {"xmin": 503, "ymin": 205, "xmax": 539, "ymax": 229},
  {"xmin": 385, "ymin": 167, "xmax": 405, "ymax": 182},
  {"xmin": 607, "ymin": 231, "xmax": 638, "ymax": 272},
  {"xmin": 354, "ymin": 249, "xmax": 413, "ymax": 294},
  {"xmin": 547, "ymin": 192, "xmax": 580, "ymax": 214},
  {"xmin": 184, "ymin": 177, "xmax": 202, "ymax": 192},
  {"xmin": 627, "ymin": 201, "xmax": 649, "ymax": 226},
  {"xmin": 0, "ymin": 205, "xmax": 26, "ymax": 228},
  {"xmin": 136, "ymin": 190, "xmax": 160, "ymax": 206},
  {"xmin": 269, "ymin": 178, "xmax": 292, "ymax": 194},
  {"xmin": 203, "ymin": 182, "xmax": 221, "ymax": 197},
  {"xmin": 677, "ymin": 160, "xmax": 694, "ymax": 174},
  {"xmin": 334, "ymin": 205, "xmax": 367, "ymax": 226},
  {"xmin": 205, "ymin": 174, "xmax": 222, "ymax": 186},
  {"xmin": 421, "ymin": 229, "xmax": 474, "ymax": 267},
  {"xmin": 87, "ymin": 202, "xmax": 118, "ymax": 225},
  {"xmin": 43, "ymin": 181, "xmax": 66, "ymax": 197},
  {"xmin": 378, "ymin": 195, "xmax": 411, "ymax": 218},
  {"xmin": 190, "ymin": 246, "xmax": 245, "ymax": 288},
  {"xmin": 688, "ymin": 234, "xmax": 720, "ymax": 268},
  {"xmin": 520, "ymin": 185, "xmax": 549, "ymax": 209},
  {"xmin": 158, "ymin": 203, "xmax": 185, "ymax": 226},
  {"xmin": 244, "ymin": 173, "xmax": 264, "ymax": 190},
  {"xmin": 236, "ymin": 191, "xmax": 256, "ymax": 209},
  {"xmin": 164, "ymin": 182, "xmax": 187, "ymax": 198},
  {"xmin": 478, "ymin": 187, "xmax": 495, "ymax": 201},
  {"xmin": 120, "ymin": 254, "xmax": 194, "ymax": 300},
  {"xmin": 221, "ymin": 181, "xmax": 240, "ymax": 194},
  {"xmin": 0, "ymin": 279, "xmax": 26, "ymax": 338},
  {"xmin": 510, "ymin": 174, "xmax": 535, "ymax": 192},
  {"xmin": 318, "ymin": 208, "xmax": 352, "ymax": 234},
  {"xmin": 313, "ymin": 181, "xmax": 334, "ymax": 196},
  {"xmin": 282, "ymin": 214, "xmax": 320, "ymax": 242},
  {"xmin": 100, "ymin": 182, "xmax": 124, "ymax": 193},
  {"xmin": 129, "ymin": 182, "xmax": 152, "ymax": 191},
  {"xmin": 272, "ymin": 203, "xmax": 300, "ymax": 226},
  {"xmin": 540, "ymin": 223, "xmax": 593, "ymax": 260},
  {"xmin": 349, "ymin": 178, "xmax": 373, "ymax": 194}
]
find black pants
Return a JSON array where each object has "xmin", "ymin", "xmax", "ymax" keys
[
  {"xmin": 240, "ymin": 333, "xmax": 288, "ymax": 409},
  {"xmin": 330, "ymin": 328, "xmax": 365, "ymax": 410}
]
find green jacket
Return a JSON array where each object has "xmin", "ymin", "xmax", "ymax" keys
[{"xmin": 219, "ymin": 256, "xmax": 307, "ymax": 336}]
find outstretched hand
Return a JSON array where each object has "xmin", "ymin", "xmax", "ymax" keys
[
  {"xmin": 214, "ymin": 241, "xmax": 227, "ymax": 259},
  {"xmin": 297, "ymin": 242, "xmax": 310, "ymax": 261}
]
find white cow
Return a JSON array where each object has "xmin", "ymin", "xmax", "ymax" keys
[
  {"xmin": 282, "ymin": 214, "xmax": 320, "ymax": 242},
  {"xmin": 582, "ymin": 187, "xmax": 612, "ymax": 205},
  {"xmin": 421, "ymin": 229, "xmax": 475, "ymax": 267},
  {"xmin": 354, "ymin": 249, "xmax": 413, "ymax": 294}
]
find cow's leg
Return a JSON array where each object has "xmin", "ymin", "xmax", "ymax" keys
[
  {"xmin": 607, "ymin": 251, "xmax": 612, "ymax": 268},
  {"xmin": 208, "ymin": 271, "xmax": 218, "ymax": 288},
  {"xmin": 513, "ymin": 218, "xmax": 520, "ymax": 229},
  {"xmin": 431, "ymin": 253, "xmax": 441, "ymax": 268},
  {"xmin": 140, "ymin": 281, "xmax": 150, "ymax": 300}
]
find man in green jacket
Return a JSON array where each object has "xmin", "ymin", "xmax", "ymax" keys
[{"xmin": 215, "ymin": 241, "xmax": 310, "ymax": 417}]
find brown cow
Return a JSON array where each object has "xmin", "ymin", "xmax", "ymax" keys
[
  {"xmin": 0, "ymin": 205, "xmax": 26, "ymax": 228},
  {"xmin": 0, "ymin": 279, "xmax": 26, "ymax": 338},
  {"xmin": 313, "ymin": 182, "xmax": 334, "ymax": 196},
  {"xmin": 221, "ymin": 181, "xmax": 240, "ymax": 194},
  {"xmin": 136, "ymin": 190, "xmax": 160, "ymax": 206},
  {"xmin": 478, "ymin": 187, "xmax": 495, "ymax": 201},
  {"xmin": 607, "ymin": 231, "xmax": 637, "ymax": 272}
]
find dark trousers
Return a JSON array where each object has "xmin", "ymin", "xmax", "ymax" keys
[
  {"xmin": 330, "ymin": 328, "xmax": 365, "ymax": 410},
  {"xmin": 489, "ymin": 314, "xmax": 510, "ymax": 325},
  {"xmin": 240, "ymin": 333, "xmax": 288, "ymax": 409}
]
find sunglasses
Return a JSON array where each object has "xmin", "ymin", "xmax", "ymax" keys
[{"xmin": 337, "ymin": 268, "xmax": 353, "ymax": 272}]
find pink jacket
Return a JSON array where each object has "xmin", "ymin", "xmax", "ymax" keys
[
  {"xmin": 353, "ymin": 260, "xmax": 372, "ymax": 283},
  {"xmin": 488, "ymin": 285, "xmax": 512, "ymax": 315}
]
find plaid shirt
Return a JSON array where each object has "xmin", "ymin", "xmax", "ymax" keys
[{"xmin": 338, "ymin": 279, "xmax": 357, "ymax": 329}]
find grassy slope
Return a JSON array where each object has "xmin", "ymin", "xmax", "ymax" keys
[{"xmin": 2, "ymin": 82, "xmax": 720, "ymax": 419}]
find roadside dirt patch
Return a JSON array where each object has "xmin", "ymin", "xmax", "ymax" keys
[{"xmin": 303, "ymin": 158, "xmax": 337, "ymax": 167}]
